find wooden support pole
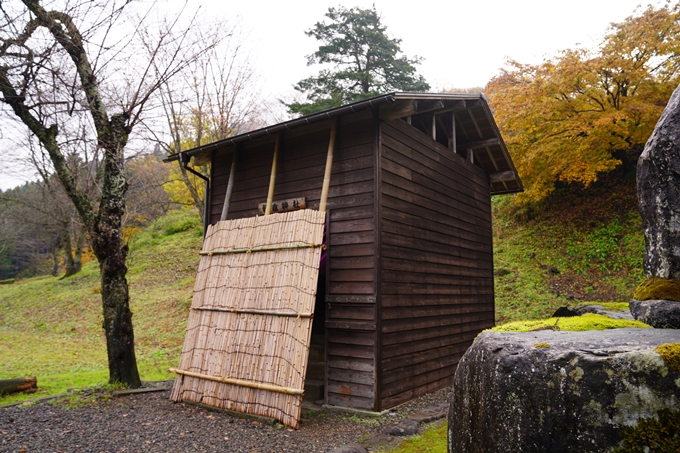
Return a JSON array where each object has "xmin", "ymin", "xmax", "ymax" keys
[
  {"xmin": 265, "ymin": 134, "xmax": 281, "ymax": 215},
  {"xmin": 431, "ymin": 113, "xmax": 437, "ymax": 140},
  {"xmin": 200, "ymin": 242, "xmax": 325, "ymax": 256},
  {"xmin": 169, "ymin": 368, "xmax": 304, "ymax": 396},
  {"xmin": 319, "ymin": 118, "xmax": 338, "ymax": 212},
  {"xmin": 192, "ymin": 306, "xmax": 314, "ymax": 318},
  {"xmin": 220, "ymin": 146, "xmax": 239, "ymax": 221}
]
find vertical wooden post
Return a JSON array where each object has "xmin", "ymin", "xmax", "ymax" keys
[
  {"xmin": 220, "ymin": 145, "xmax": 239, "ymax": 221},
  {"xmin": 319, "ymin": 118, "xmax": 338, "ymax": 212},
  {"xmin": 431, "ymin": 114, "xmax": 437, "ymax": 140},
  {"xmin": 265, "ymin": 133, "xmax": 281, "ymax": 215},
  {"xmin": 451, "ymin": 113, "xmax": 457, "ymax": 154}
]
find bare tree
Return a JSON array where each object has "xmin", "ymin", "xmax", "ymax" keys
[
  {"xmin": 0, "ymin": 0, "xmax": 218, "ymax": 386},
  {"xmin": 146, "ymin": 22, "xmax": 263, "ymax": 222}
]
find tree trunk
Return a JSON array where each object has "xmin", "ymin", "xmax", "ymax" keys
[
  {"xmin": 51, "ymin": 240, "xmax": 60, "ymax": 276},
  {"xmin": 100, "ymin": 254, "xmax": 140, "ymax": 386},
  {"xmin": 91, "ymin": 116, "xmax": 141, "ymax": 388},
  {"xmin": 73, "ymin": 228, "xmax": 84, "ymax": 273},
  {"xmin": 62, "ymin": 224, "xmax": 76, "ymax": 278},
  {"xmin": 62, "ymin": 224, "xmax": 84, "ymax": 278}
]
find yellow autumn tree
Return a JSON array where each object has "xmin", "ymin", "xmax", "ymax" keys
[{"xmin": 486, "ymin": 3, "xmax": 680, "ymax": 202}]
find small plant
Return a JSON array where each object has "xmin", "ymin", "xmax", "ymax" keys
[
  {"xmin": 386, "ymin": 420, "xmax": 447, "ymax": 453},
  {"xmin": 343, "ymin": 414, "xmax": 380, "ymax": 425}
]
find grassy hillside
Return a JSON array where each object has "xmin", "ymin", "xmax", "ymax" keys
[
  {"xmin": 0, "ymin": 209, "xmax": 202, "ymax": 404},
  {"xmin": 493, "ymin": 172, "xmax": 645, "ymax": 323}
]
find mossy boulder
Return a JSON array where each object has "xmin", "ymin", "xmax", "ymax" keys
[
  {"xmin": 577, "ymin": 302, "xmax": 633, "ymax": 319},
  {"xmin": 448, "ymin": 329, "xmax": 680, "ymax": 453},
  {"xmin": 630, "ymin": 299, "xmax": 680, "ymax": 329},
  {"xmin": 637, "ymin": 83, "xmax": 680, "ymax": 280},
  {"xmin": 633, "ymin": 277, "xmax": 680, "ymax": 302}
]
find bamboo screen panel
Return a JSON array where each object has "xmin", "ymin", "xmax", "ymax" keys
[{"xmin": 170, "ymin": 209, "xmax": 326, "ymax": 428}]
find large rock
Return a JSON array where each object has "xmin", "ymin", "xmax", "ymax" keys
[
  {"xmin": 448, "ymin": 329, "xmax": 680, "ymax": 453},
  {"xmin": 637, "ymin": 84, "xmax": 680, "ymax": 280},
  {"xmin": 630, "ymin": 299, "xmax": 680, "ymax": 329}
]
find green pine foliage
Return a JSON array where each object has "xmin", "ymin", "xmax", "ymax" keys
[{"xmin": 286, "ymin": 6, "xmax": 430, "ymax": 116}]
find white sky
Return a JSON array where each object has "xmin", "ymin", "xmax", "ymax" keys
[
  {"xmin": 219, "ymin": 0, "xmax": 664, "ymax": 96},
  {"xmin": 0, "ymin": 0, "xmax": 667, "ymax": 190}
]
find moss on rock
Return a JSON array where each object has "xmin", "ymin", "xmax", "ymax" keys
[
  {"xmin": 577, "ymin": 302, "xmax": 630, "ymax": 312},
  {"xmin": 613, "ymin": 409, "xmax": 680, "ymax": 453},
  {"xmin": 633, "ymin": 277, "xmax": 680, "ymax": 302},
  {"xmin": 490, "ymin": 313, "xmax": 651, "ymax": 332},
  {"xmin": 655, "ymin": 343, "xmax": 680, "ymax": 373}
]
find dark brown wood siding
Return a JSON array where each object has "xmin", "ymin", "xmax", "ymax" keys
[
  {"xmin": 208, "ymin": 112, "xmax": 378, "ymax": 410},
  {"xmin": 378, "ymin": 118, "xmax": 494, "ymax": 410}
]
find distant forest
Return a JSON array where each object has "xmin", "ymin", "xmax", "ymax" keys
[{"xmin": 0, "ymin": 149, "xmax": 173, "ymax": 280}]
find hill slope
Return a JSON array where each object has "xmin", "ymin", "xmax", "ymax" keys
[
  {"xmin": 0, "ymin": 210, "xmax": 202, "ymax": 403},
  {"xmin": 493, "ymin": 173, "xmax": 645, "ymax": 323}
]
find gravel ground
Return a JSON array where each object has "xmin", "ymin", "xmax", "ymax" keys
[{"xmin": 0, "ymin": 383, "xmax": 450, "ymax": 453}]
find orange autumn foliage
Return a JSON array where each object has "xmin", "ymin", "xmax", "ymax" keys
[{"xmin": 486, "ymin": 4, "xmax": 680, "ymax": 202}]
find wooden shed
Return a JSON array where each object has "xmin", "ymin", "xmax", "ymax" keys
[{"xmin": 167, "ymin": 92, "xmax": 522, "ymax": 412}]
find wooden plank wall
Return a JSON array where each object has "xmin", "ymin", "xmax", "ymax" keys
[
  {"xmin": 209, "ymin": 112, "xmax": 379, "ymax": 411},
  {"xmin": 378, "ymin": 118, "xmax": 495, "ymax": 410}
]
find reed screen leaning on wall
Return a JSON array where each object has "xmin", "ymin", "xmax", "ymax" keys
[{"xmin": 170, "ymin": 209, "xmax": 326, "ymax": 428}]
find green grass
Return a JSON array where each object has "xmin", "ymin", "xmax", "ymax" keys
[
  {"xmin": 577, "ymin": 301, "xmax": 630, "ymax": 312},
  {"xmin": 383, "ymin": 421, "xmax": 447, "ymax": 453},
  {"xmin": 492, "ymin": 175, "xmax": 645, "ymax": 323},
  {"xmin": 0, "ymin": 209, "xmax": 203, "ymax": 405}
]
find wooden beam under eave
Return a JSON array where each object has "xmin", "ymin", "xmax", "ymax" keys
[
  {"xmin": 435, "ymin": 114, "xmax": 455, "ymax": 152},
  {"xmin": 380, "ymin": 100, "xmax": 417, "ymax": 119},
  {"xmin": 484, "ymin": 147, "xmax": 500, "ymax": 171},
  {"xmin": 414, "ymin": 99, "xmax": 445, "ymax": 115},
  {"xmin": 489, "ymin": 170, "xmax": 516, "ymax": 183},
  {"xmin": 192, "ymin": 151, "xmax": 212, "ymax": 166},
  {"xmin": 467, "ymin": 109, "xmax": 484, "ymax": 140},
  {"xmin": 459, "ymin": 138, "xmax": 500, "ymax": 149}
]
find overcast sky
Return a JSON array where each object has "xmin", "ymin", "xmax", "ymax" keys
[
  {"xmin": 219, "ymin": 0, "xmax": 665, "ymax": 96},
  {"xmin": 0, "ymin": 0, "xmax": 667, "ymax": 190}
]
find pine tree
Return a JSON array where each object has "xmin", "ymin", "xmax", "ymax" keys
[{"xmin": 286, "ymin": 6, "xmax": 430, "ymax": 115}]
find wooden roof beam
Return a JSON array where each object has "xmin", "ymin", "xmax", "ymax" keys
[
  {"xmin": 489, "ymin": 170, "xmax": 516, "ymax": 183},
  {"xmin": 467, "ymin": 109, "xmax": 485, "ymax": 140},
  {"xmin": 380, "ymin": 99, "xmax": 449, "ymax": 120},
  {"xmin": 415, "ymin": 99, "xmax": 446, "ymax": 115},
  {"xmin": 459, "ymin": 138, "xmax": 500, "ymax": 149},
  {"xmin": 380, "ymin": 100, "xmax": 417, "ymax": 119}
]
